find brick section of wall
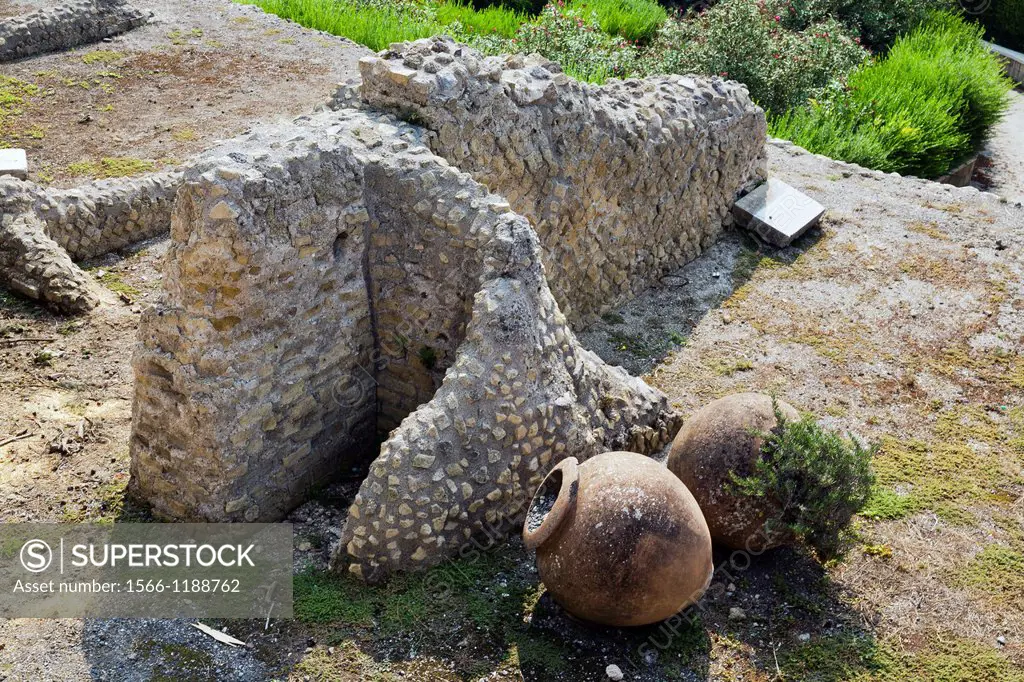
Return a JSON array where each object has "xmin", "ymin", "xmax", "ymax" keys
[
  {"xmin": 129, "ymin": 115, "xmax": 381, "ymax": 521},
  {"xmin": 357, "ymin": 37, "xmax": 767, "ymax": 327}
]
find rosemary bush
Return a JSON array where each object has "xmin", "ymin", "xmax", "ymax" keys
[{"xmin": 731, "ymin": 400, "xmax": 875, "ymax": 558}]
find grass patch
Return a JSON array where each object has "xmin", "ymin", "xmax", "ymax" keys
[
  {"xmin": 709, "ymin": 357, "xmax": 754, "ymax": 376},
  {"xmin": 860, "ymin": 486, "xmax": 915, "ymax": 520},
  {"xmin": 66, "ymin": 157, "xmax": 156, "ymax": 179},
  {"xmin": 171, "ymin": 128, "xmax": 198, "ymax": 142},
  {"xmin": 869, "ymin": 405, "xmax": 1024, "ymax": 523},
  {"xmin": 952, "ymin": 544, "xmax": 1024, "ymax": 610},
  {"xmin": 91, "ymin": 270, "xmax": 141, "ymax": 297},
  {"xmin": 436, "ymin": 1, "xmax": 528, "ymax": 38},
  {"xmin": 236, "ymin": 0, "xmax": 441, "ymax": 51},
  {"xmin": 61, "ymin": 476, "xmax": 130, "ymax": 524},
  {"xmin": 0, "ymin": 75, "xmax": 40, "ymax": 143},
  {"xmin": 567, "ymin": 0, "xmax": 667, "ymax": 42}
]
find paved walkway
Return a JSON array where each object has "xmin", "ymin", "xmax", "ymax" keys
[{"xmin": 984, "ymin": 88, "xmax": 1024, "ymax": 204}]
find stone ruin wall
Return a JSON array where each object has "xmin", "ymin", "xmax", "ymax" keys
[
  {"xmin": 0, "ymin": 0, "xmax": 149, "ymax": 62},
  {"xmin": 130, "ymin": 114, "xmax": 380, "ymax": 521},
  {"xmin": 0, "ymin": 173, "xmax": 181, "ymax": 313},
  {"xmin": 357, "ymin": 38, "xmax": 768, "ymax": 326},
  {"xmin": 27, "ymin": 172, "xmax": 181, "ymax": 259},
  {"xmin": 129, "ymin": 109, "xmax": 678, "ymax": 529},
  {"xmin": 129, "ymin": 42, "xmax": 768, "ymax": 578}
]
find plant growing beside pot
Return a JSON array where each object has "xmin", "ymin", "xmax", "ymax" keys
[
  {"xmin": 667, "ymin": 392, "xmax": 875, "ymax": 558},
  {"xmin": 523, "ymin": 451, "xmax": 714, "ymax": 627}
]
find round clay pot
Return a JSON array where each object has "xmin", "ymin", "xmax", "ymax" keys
[
  {"xmin": 666, "ymin": 392, "xmax": 799, "ymax": 552},
  {"xmin": 523, "ymin": 452, "xmax": 713, "ymax": 627}
]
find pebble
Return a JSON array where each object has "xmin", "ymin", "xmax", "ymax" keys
[
  {"xmin": 798, "ymin": 633, "xmax": 811, "ymax": 642},
  {"xmin": 728, "ymin": 607, "xmax": 746, "ymax": 621},
  {"xmin": 997, "ymin": 636, "xmax": 1006, "ymax": 646},
  {"xmin": 605, "ymin": 663, "xmax": 624, "ymax": 681}
]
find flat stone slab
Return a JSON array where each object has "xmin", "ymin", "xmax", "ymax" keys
[
  {"xmin": 733, "ymin": 178, "xmax": 824, "ymax": 247},
  {"xmin": 0, "ymin": 149, "xmax": 27, "ymax": 180}
]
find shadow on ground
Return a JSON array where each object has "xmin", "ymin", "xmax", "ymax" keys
[
  {"xmin": 78, "ymin": 533, "xmax": 881, "ymax": 681},
  {"xmin": 578, "ymin": 227, "xmax": 826, "ymax": 377}
]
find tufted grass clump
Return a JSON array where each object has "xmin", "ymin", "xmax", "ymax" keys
[
  {"xmin": 770, "ymin": 11, "xmax": 1012, "ymax": 178},
  {"xmin": 236, "ymin": 0, "xmax": 442, "ymax": 51},
  {"xmin": 567, "ymin": 0, "xmax": 668, "ymax": 42},
  {"xmin": 66, "ymin": 157, "xmax": 156, "ymax": 179},
  {"xmin": 731, "ymin": 399, "xmax": 876, "ymax": 558},
  {"xmin": 436, "ymin": 1, "xmax": 528, "ymax": 38}
]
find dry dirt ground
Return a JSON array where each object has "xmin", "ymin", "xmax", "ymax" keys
[
  {"xmin": 1, "ymin": 0, "xmax": 371, "ymax": 187},
  {"xmin": 2, "ymin": 2, "xmax": 1024, "ymax": 680}
]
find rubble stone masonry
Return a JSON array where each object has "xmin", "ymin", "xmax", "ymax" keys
[{"xmin": 129, "ymin": 44, "xmax": 767, "ymax": 578}]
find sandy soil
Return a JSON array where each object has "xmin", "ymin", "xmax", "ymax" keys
[{"xmin": 1, "ymin": 0, "xmax": 371, "ymax": 187}]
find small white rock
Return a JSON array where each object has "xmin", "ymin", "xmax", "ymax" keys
[
  {"xmin": 798, "ymin": 633, "xmax": 811, "ymax": 642},
  {"xmin": 728, "ymin": 607, "xmax": 746, "ymax": 621},
  {"xmin": 606, "ymin": 663, "xmax": 624, "ymax": 681},
  {"xmin": 997, "ymin": 635, "xmax": 1007, "ymax": 646}
]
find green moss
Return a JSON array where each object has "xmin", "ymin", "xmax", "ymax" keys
[
  {"xmin": 417, "ymin": 345, "xmax": 438, "ymax": 370},
  {"xmin": 860, "ymin": 486, "xmax": 916, "ymax": 520},
  {"xmin": 514, "ymin": 634, "xmax": 570, "ymax": 673},
  {"xmin": 871, "ymin": 406, "xmax": 1024, "ymax": 522},
  {"xmin": 91, "ymin": 270, "xmax": 141, "ymax": 297},
  {"xmin": 862, "ymin": 543, "xmax": 893, "ymax": 559},
  {"xmin": 601, "ymin": 312, "xmax": 625, "ymax": 325},
  {"xmin": 81, "ymin": 50, "xmax": 124, "ymax": 65},
  {"xmin": 952, "ymin": 544, "xmax": 1024, "ymax": 610},
  {"xmin": 61, "ymin": 476, "xmax": 130, "ymax": 523},
  {"xmin": 171, "ymin": 127, "xmax": 196, "ymax": 142},
  {"xmin": 136, "ymin": 640, "xmax": 216, "ymax": 682},
  {"xmin": 709, "ymin": 357, "xmax": 754, "ymax": 376},
  {"xmin": 779, "ymin": 634, "xmax": 1024, "ymax": 681},
  {"xmin": 0, "ymin": 75, "xmax": 40, "ymax": 143},
  {"xmin": 293, "ymin": 569, "xmax": 377, "ymax": 625},
  {"xmin": 67, "ymin": 157, "xmax": 156, "ymax": 179}
]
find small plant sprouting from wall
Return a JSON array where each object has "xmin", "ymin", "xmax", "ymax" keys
[
  {"xmin": 731, "ymin": 399, "xmax": 876, "ymax": 558},
  {"xmin": 418, "ymin": 345, "xmax": 438, "ymax": 370}
]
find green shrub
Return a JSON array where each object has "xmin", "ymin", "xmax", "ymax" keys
[
  {"xmin": 436, "ymin": 1, "xmax": 529, "ymax": 38},
  {"xmin": 237, "ymin": 0, "xmax": 441, "ymax": 51},
  {"xmin": 770, "ymin": 12, "xmax": 1012, "ymax": 178},
  {"xmin": 567, "ymin": 0, "xmax": 668, "ymax": 42},
  {"xmin": 652, "ymin": 0, "xmax": 867, "ymax": 114},
  {"xmin": 771, "ymin": 0, "xmax": 952, "ymax": 49},
  {"xmin": 504, "ymin": 3, "xmax": 643, "ymax": 82},
  {"xmin": 730, "ymin": 400, "xmax": 876, "ymax": 559}
]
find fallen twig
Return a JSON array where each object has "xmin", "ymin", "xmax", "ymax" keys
[
  {"xmin": 0, "ymin": 337, "xmax": 56, "ymax": 346},
  {"xmin": 0, "ymin": 432, "xmax": 34, "ymax": 448}
]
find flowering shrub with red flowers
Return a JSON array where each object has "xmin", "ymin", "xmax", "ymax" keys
[{"xmin": 649, "ymin": 0, "xmax": 867, "ymax": 114}]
